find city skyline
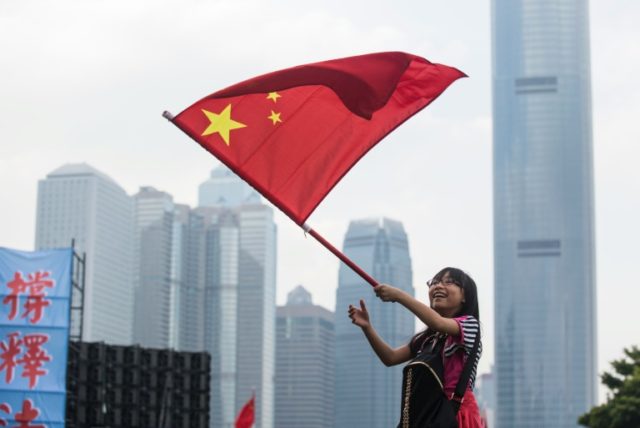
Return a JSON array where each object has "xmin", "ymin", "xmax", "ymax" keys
[
  {"xmin": 2, "ymin": 0, "xmax": 639, "ymax": 404},
  {"xmin": 32, "ymin": 162, "xmax": 279, "ymax": 427}
]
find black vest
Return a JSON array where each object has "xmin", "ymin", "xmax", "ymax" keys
[{"xmin": 398, "ymin": 335, "xmax": 458, "ymax": 428}]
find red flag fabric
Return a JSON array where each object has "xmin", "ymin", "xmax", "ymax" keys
[
  {"xmin": 171, "ymin": 52, "xmax": 465, "ymax": 225},
  {"xmin": 235, "ymin": 394, "xmax": 255, "ymax": 428}
]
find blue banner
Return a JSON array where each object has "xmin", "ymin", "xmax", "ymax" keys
[{"xmin": 0, "ymin": 247, "xmax": 72, "ymax": 428}]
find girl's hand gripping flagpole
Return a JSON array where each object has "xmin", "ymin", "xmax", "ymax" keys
[{"xmin": 162, "ymin": 52, "xmax": 465, "ymax": 289}]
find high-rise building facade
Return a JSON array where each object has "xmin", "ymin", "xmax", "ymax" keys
[
  {"xmin": 133, "ymin": 186, "xmax": 175, "ymax": 349},
  {"xmin": 173, "ymin": 203, "xmax": 206, "ymax": 352},
  {"xmin": 133, "ymin": 189, "xmax": 209, "ymax": 353},
  {"xmin": 334, "ymin": 218, "xmax": 414, "ymax": 428},
  {"xmin": 199, "ymin": 165, "xmax": 277, "ymax": 428},
  {"xmin": 492, "ymin": 1, "xmax": 597, "ymax": 426},
  {"xmin": 475, "ymin": 368, "xmax": 496, "ymax": 428},
  {"xmin": 275, "ymin": 286, "xmax": 334, "ymax": 428},
  {"xmin": 199, "ymin": 165, "xmax": 260, "ymax": 207},
  {"xmin": 35, "ymin": 163, "xmax": 134, "ymax": 345},
  {"xmin": 198, "ymin": 205, "xmax": 240, "ymax": 428}
]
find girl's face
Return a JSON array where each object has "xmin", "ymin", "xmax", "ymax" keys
[{"xmin": 428, "ymin": 271, "xmax": 465, "ymax": 318}]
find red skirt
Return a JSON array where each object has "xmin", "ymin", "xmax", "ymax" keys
[{"xmin": 456, "ymin": 389, "xmax": 484, "ymax": 428}]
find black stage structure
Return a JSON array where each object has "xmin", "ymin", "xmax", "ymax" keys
[
  {"xmin": 66, "ymin": 342, "xmax": 211, "ymax": 428},
  {"xmin": 65, "ymin": 241, "xmax": 211, "ymax": 428}
]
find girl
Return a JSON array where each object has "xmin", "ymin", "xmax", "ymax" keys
[{"xmin": 348, "ymin": 267, "xmax": 483, "ymax": 428}]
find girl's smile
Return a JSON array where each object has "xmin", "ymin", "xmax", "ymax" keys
[{"xmin": 428, "ymin": 272, "xmax": 465, "ymax": 317}]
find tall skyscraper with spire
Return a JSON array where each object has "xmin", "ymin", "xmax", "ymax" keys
[
  {"xmin": 334, "ymin": 218, "xmax": 414, "ymax": 428},
  {"xmin": 492, "ymin": 1, "xmax": 597, "ymax": 426},
  {"xmin": 198, "ymin": 165, "xmax": 277, "ymax": 428}
]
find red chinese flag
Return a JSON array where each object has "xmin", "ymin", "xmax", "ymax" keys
[
  {"xmin": 235, "ymin": 394, "xmax": 255, "ymax": 428},
  {"xmin": 171, "ymin": 52, "xmax": 465, "ymax": 225}
]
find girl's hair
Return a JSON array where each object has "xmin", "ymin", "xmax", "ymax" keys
[{"xmin": 408, "ymin": 267, "xmax": 480, "ymax": 355}]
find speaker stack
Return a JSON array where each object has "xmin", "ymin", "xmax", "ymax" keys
[{"xmin": 66, "ymin": 342, "xmax": 210, "ymax": 428}]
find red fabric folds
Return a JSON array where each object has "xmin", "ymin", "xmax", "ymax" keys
[{"xmin": 172, "ymin": 51, "xmax": 465, "ymax": 225}]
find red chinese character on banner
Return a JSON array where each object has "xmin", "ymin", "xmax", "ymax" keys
[
  {"xmin": 13, "ymin": 399, "xmax": 45, "ymax": 428},
  {"xmin": 0, "ymin": 332, "xmax": 22, "ymax": 384},
  {"xmin": 0, "ymin": 332, "xmax": 51, "ymax": 389},
  {"xmin": 18, "ymin": 334, "xmax": 51, "ymax": 389},
  {"xmin": 0, "ymin": 402, "xmax": 11, "ymax": 427},
  {"xmin": 2, "ymin": 272, "xmax": 54, "ymax": 324},
  {"xmin": 3, "ymin": 273, "xmax": 29, "ymax": 321},
  {"xmin": 22, "ymin": 295, "xmax": 50, "ymax": 325}
]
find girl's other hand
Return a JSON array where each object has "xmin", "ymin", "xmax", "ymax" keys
[{"xmin": 348, "ymin": 299, "xmax": 370, "ymax": 329}]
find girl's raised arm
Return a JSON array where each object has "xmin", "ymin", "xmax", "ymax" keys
[{"xmin": 373, "ymin": 285, "xmax": 461, "ymax": 336}]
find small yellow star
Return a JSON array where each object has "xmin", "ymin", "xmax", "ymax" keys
[
  {"xmin": 268, "ymin": 110, "xmax": 282, "ymax": 125},
  {"xmin": 201, "ymin": 104, "xmax": 246, "ymax": 146},
  {"xmin": 266, "ymin": 92, "xmax": 281, "ymax": 103}
]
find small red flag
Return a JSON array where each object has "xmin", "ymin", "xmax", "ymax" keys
[
  {"xmin": 169, "ymin": 52, "xmax": 465, "ymax": 225},
  {"xmin": 235, "ymin": 394, "xmax": 255, "ymax": 428}
]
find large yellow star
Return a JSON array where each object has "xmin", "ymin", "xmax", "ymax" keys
[
  {"xmin": 268, "ymin": 110, "xmax": 282, "ymax": 125},
  {"xmin": 266, "ymin": 92, "xmax": 281, "ymax": 103},
  {"xmin": 201, "ymin": 104, "xmax": 246, "ymax": 146}
]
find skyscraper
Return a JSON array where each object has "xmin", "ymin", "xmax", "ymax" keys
[
  {"xmin": 275, "ymin": 285, "xmax": 334, "ymax": 428},
  {"xmin": 131, "ymin": 187, "xmax": 208, "ymax": 352},
  {"xmin": 199, "ymin": 165, "xmax": 260, "ymax": 207},
  {"xmin": 173, "ymin": 203, "xmax": 206, "ymax": 352},
  {"xmin": 334, "ymin": 218, "xmax": 414, "ymax": 428},
  {"xmin": 35, "ymin": 163, "xmax": 134, "ymax": 345},
  {"xmin": 235, "ymin": 203, "xmax": 276, "ymax": 428},
  {"xmin": 198, "ymin": 165, "xmax": 277, "ymax": 428},
  {"xmin": 492, "ymin": 1, "xmax": 597, "ymax": 426},
  {"xmin": 475, "ymin": 368, "xmax": 496, "ymax": 428},
  {"xmin": 133, "ymin": 186, "xmax": 175, "ymax": 349},
  {"xmin": 198, "ymin": 205, "xmax": 241, "ymax": 428}
]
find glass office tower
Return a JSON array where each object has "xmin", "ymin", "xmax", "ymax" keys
[
  {"xmin": 275, "ymin": 286, "xmax": 334, "ymax": 428},
  {"xmin": 36, "ymin": 163, "xmax": 134, "ymax": 345},
  {"xmin": 198, "ymin": 166, "xmax": 277, "ymax": 428},
  {"xmin": 492, "ymin": 1, "xmax": 597, "ymax": 426},
  {"xmin": 133, "ymin": 186, "xmax": 175, "ymax": 349},
  {"xmin": 334, "ymin": 218, "xmax": 414, "ymax": 428}
]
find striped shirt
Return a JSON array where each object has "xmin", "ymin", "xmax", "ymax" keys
[{"xmin": 442, "ymin": 315, "xmax": 482, "ymax": 392}]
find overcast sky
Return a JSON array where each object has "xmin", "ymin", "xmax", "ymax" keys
[{"xmin": 1, "ymin": 0, "xmax": 639, "ymax": 401}]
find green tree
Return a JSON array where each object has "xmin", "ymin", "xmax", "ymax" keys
[{"xmin": 579, "ymin": 346, "xmax": 640, "ymax": 428}]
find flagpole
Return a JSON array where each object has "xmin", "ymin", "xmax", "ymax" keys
[
  {"xmin": 163, "ymin": 110, "xmax": 379, "ymax": 288},
  {"xmin": 303, "ymin": 224, "xmax": 379, "ymax": 287}
]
